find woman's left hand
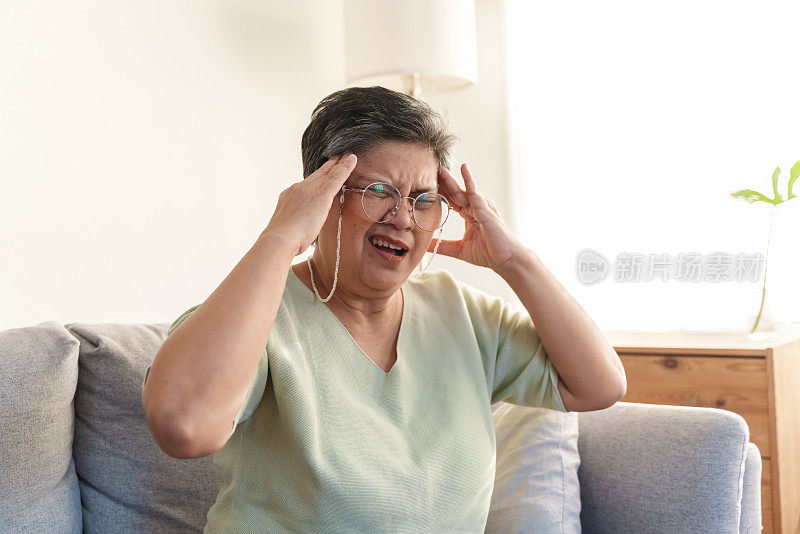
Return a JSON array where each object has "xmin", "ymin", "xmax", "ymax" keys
[{"xmin": 428, "ymin": 163, "xmax": 525, "ymax": 273}]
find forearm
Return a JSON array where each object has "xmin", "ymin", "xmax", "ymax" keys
[
  {"xmin": 495, "ymin": 246, "xmax": 626, "ymax": 408},
  {"xmin": 142, "ymin": 229, "xmax": 296, "ymax": 456}
]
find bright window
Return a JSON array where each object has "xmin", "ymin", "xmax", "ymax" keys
[{"xmin": 504, "ymin": 0, "xmax": 800, "ymax": 331}]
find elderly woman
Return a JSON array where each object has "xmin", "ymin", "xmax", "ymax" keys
[{"xmin": 142, "ymin": 86, "xmax": 626, "ymax": 532}]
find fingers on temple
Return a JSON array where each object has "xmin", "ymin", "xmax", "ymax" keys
[
  {"xmin": 312, "ymin": 154, "xmax": 343, "ymax": 178},
  {"xmin": 460, "ymin": 164, "xmax": 495, "ymax": 215},
  {"xmin": 438, "ymin": 165, "xmax": 467, "ymax": 207},
  {"xmin": 461, "ymin": 163, "xmax": 478, "ymax": 193},
  {"xmin": 327, "ymin": 153, "xmax": 358, "ymax": 183}
]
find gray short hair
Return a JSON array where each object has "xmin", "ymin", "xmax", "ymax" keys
[{"xmin": 301, "ymin": 86, "xmax": 460, "ymax": 180}]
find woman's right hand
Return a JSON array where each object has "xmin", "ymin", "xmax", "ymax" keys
[{"xmin": 265, "ymin": 153, "xmax": 358, "ymax": 256}]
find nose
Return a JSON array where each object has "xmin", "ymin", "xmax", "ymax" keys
[{"xmin": 389, "ymin": 196, "xmax": 415, "ymax": 230}]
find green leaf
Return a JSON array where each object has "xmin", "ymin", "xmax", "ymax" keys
[
  {"xmin": 771, "ymin": 166, "xmax": 783, "ymax": 202},
  {"xmin": 788, "ymin": 160, "xmax": 800, "ymax": 199},
  {"xmin": 730, "ymin": 189, "xmax": 775, "ymax": 204}
]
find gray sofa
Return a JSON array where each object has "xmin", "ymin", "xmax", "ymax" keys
[{"xmin": 1, "ymin": 320, "xmax": 762, "ymax": 533}]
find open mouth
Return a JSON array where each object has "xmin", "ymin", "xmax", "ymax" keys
[{"xmin": 369, "ymin": 236, "xmax": 408, "ymax": 257}]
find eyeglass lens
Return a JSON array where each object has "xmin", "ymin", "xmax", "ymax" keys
[{"xmin": 361, "ymin": 183, "xmax": 449, "ymax": 231}]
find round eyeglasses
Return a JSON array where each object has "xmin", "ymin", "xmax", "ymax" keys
[{"xmin": 341, "ymin": 182, "xmax": 450, "ymax": 232}]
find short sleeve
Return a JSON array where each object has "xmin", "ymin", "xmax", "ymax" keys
[
  {"xmin": 142, "ymin": 304, "xmax": 270, "ymax": 435},
  {"xmin": 456, "ymin": 279, "xmax": 568, "ymax": 412}
]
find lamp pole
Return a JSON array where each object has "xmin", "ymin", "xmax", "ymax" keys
[{"xmin": 402, "ymin": 73, "xmax": 423, "ymax": 98}]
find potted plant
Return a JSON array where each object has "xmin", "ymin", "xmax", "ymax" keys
[{"xmin": 730, "ymin": 160, "xmax": 799, "ymax": 335}]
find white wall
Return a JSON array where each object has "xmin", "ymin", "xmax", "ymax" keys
[
  {"xmin": 1, "ymin": 0, "xmax": 516, "ymax": 330},
  {"xmin": 420, "ymin": 0, "xmax": 517, "ymax": 304}
]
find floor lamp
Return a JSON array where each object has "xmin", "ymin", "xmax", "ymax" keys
[{"xmin": 342, "ymin": 0, "xmax": 479, "ymax": 99}]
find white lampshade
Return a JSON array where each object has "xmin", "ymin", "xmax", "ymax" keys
[{"xmin": 342, "ymin": 0, "xmax": 478, "ymax": 96}]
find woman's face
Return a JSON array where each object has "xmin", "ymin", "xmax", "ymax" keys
[{"xmin": 315, "ymin": 139, "xmax": 441, "ymax": 298}]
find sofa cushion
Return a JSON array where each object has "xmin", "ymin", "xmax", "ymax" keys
[
  {"xmin": 0, "ymin": 321, "xmax": 82, "ymax": 533},
  {"xmin": 65, "ymin": 321, "xmax": 221, "ymax": 533},
  {"xmin": 486, "ymin": 402, "xmax": 581, "ymax": 533}
]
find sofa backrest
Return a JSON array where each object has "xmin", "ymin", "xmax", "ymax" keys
[
  {"xmin": 65, "ymin": 320, "xmax": 222, "ymax": 533},
  {"xmin": 0, "ymin": 322, "xmax": 82, "ymax": 533},
  {"xmin": 1, "ymin": 320, "xmax": 580, "ymax": 532},
  {"xmin": 0, "ymin": 321, "xmax": 221, "ymax": 533}
]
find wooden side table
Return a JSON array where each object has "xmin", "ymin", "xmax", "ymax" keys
[{"xmin": 602, "ymin": 331, "xmax": 800, "ymax": 534}]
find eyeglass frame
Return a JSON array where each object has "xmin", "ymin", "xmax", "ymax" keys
[{"xmin": 339, "ymin": 181, "xmax": 451, "ymax": 232}]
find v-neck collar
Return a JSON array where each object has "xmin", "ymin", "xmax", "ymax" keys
[{"xmin": 287, "ymin": 266, "xmax": 411, "ymax": 377}]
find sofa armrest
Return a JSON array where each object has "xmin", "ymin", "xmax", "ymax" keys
[
  {"xmin": 577, "ymin": 401, "xmax": 757, "ymax": 533},
  {"xmin": 740, "ymin": 442, "xmax": 763, "ymax": 533}
]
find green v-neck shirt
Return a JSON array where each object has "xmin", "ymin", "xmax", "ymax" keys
[{"xmin": 143, "ymin": 267, "xmax": 567, "ymax": 533}]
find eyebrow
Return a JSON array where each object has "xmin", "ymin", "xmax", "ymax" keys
[{"xmin": 356, "ymin": 175, "xmax": 437, "ymax": 195}]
